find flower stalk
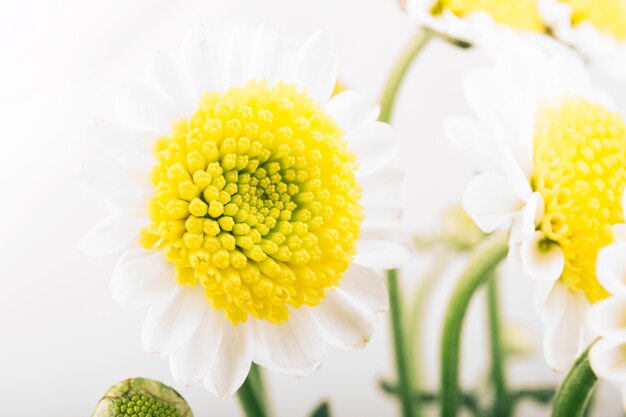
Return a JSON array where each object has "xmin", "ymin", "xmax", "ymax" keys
[
  {"xmin": 551, "ymin": 346, "xmax": 598, "ymax": 417},
  {"xmin": 237, "ymin": 366, "xmax": 269, "ymax": 417},
  {"xmin": 486, "ymin": 276, "xmax": 510, "ymax": 417}
]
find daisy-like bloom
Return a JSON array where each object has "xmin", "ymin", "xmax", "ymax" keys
[
  {"xmin": 80, "ymin": 24, "xmax": 410, "ymax": 397},
  {"xmin": 446, "ymin": 39, "xmax": 626, "ymax": 371},
  {"xmin": 541, "ymin": 0, "xmax": 626, "ymax": 79},
  {"xmin": 407, "ymin": 0, "xmax": 547, "ymax": 45},
  {"xmin": 588, "ymin": 205, "xmax": 626, "ymax": 410}
]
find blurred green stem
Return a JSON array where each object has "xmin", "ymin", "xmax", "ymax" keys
[
  {"xmin": 379, "ymin": 28, "xmax": 432, "ymax": 123},
  {"xmin": 440, "ymin": 230, "xmax": 509, "ymax": 417},
  {"xmin": 552, "ymin": 345, "xmax": 598, "ymax": 417},
  {"xmin": 237, "ymin": 365, "xmax": 269, "ymax": 417},
  {"xmin": 486, "ymin": 276, "xmax": 510, "ymax": 416}
]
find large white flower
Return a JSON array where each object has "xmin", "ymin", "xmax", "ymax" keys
[
  {"xmin": 80, "ymin": 23, "xmax": 411, "ymax": 397},
  {"xmin": 541, "ymin": 0, "xmax": 626, "ymax": 80},
  {"xmin": 447, "ymin": 38, "xmax": 626, "ymax": 371},
  {"xmin": 407, "ymin": 0, "xmax": 547, "ymax": 45}
]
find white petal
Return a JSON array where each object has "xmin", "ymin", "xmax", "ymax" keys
[
  {"xmin": 250, "ymin": 24, "xmax": 295, "ymax": 85},
  {"xmin": 296, "ymin": 32, "xmax": 337, "ymax": 104},
  {"xmin": 254, "ymin": 309, "xmax": 325, "ymax": 377},
  {"xmin": 326, "ymin": 91, "xmax": 379, "ymax": 131},
  {"xmin": 341, "ymin": 263, "xmax": 388, "ymax": 313},
  {"xmin": 612, "ymin": 224, "xmax": 626, "ymax": 242},
  {"xmin": 170, "ymin": 311, "xmax": 224, "ymax": 387},
  {"xmin": 204, "ymin": 323, "xmax": 252, "ymax": 398},
  {"xmin": 463, "ymin": 172, "xmax": 523, "ymax": 232},
  {"xmin": 79, "ymin": 213, "xmax": 149, "ymax": 257},
  {"xmin": 444, "ymin": 117, "xmax": 500, "ymax": 172},
  {"xmin": 521, "ymin": 231, "xmax": 564, "ymax": 282},
  {"xmin": 354, "ymin": 222, "xmax": 412, "ymax": 269},
  {"xmin": 589, "ymin": 296, "xmax": 626, "ymax": 339},
  {"xmin": 88, "ymin": 120, "xmax": 155, "ymax": 170},
  {"xmin": 359, "ymin": 167, "xmax": 403, "ymax": 206},
  {"xmin": 146, "ymin": 51, "xmax": 198, "ymax": 115},
  {"xmin": 180, "ymin": 26, "xmax": 220, "ymax": 97},
  {"xmin": 115, "ymin": 80, "xmax": 181, "ymax": 133},
  {"xmin": 541, "ymin": 283, "xmax": 586, "ymax": 371},
  {"xmin": 220, "ymin": 25, "xmax": 255, "ymax": 89},
  {"xmin": 110, "ymin": 249, "xmax": 174, "ymax": 311},
  {"xmin": 597, "ymin": 243, "xmax": 626, "ymax": 297},
  {"xmin": 510, "ymin": 193, "xmax": 544, "ymax": 245},
  {"xmin": 141, "ymin": 286, "xmax": 207, "ymax": 357},
  {"xmin": 498, "ymin": 139, "xmax": 532, "ymax": 200},
  {"xmin": 347, "ymin": 122, "xmax": 398, "ymax": 176},
  {"xmin": 314, "ymin": 288, "xmax": 375, "ymax": 350},
  {"xmin": 590, "ymin": 336, "xmax": 626, "ymax": 383}
]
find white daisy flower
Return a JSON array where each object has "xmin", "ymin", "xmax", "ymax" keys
[
  {"xmin": 446, "ymin": 39, "xmax": 626, "ymax": 371},
  {"xmin": 407, "ymin": 0, "xmax": 547, "ymax": 45},
  {"xmin": 80, "ymin": 23, "xmax": 411, "ymax": 398},
  {"xmin": 541, "ymin": 0, "xmax": 626, "ymax": 80}
]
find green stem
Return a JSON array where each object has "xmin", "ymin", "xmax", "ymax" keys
[
  {"xmin": 379, "ymin": 28, "xmax": 432, "ymax": 123},
  {"xmin": 440, "ymin": 230, "xmax": 509, "ymax": 417},
  {"xmin": 248, "ymin": 364, "xmax": 267, "ymax": 413},
  {"xmin": 388, "ymin": 269, "xmax": 417, "ymax": 417},
  {"xmin": 552, "ymin": 346, "xmax": 598, "ymax": 417},
  {"xmin": 486, "ymin": 275, "xmax": 509, "ymax": 416},
  {"xmin": 237, "ymin": 368, "xmax": 268, "ymax": 417}
]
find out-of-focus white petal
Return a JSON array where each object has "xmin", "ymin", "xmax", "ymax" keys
[
  {"xmin": 590, "ymin": 336, "xmax": 626, "ymax": 383},
  {"xmin": 141, "ymin": 286, "xmax": 207, "ymax": 357},
  {"xmin": 597, "ymin": 243, "xmax": 626, "ymax": 297},
  {"xmin": 354, "ymin": 222, "xmax": 412, "ymax": 269},
  {"xmin": 110, "ymin": 249, "xmax": 174, "ymax": 311},
  {"xmin": 510, "ymin": 193, "xmax": 543, "ymax": 245},
  {"xmin": 180, "ymin": 26, "xmax": 220, "ymax": 97},
  {"xmin": 79, "ymin": 213, "xmax": 149, "ymax": 257},
  {"xmin": 115, "ymin": 81, "xmax": 182, "ymax": 133},
  {"xmin": 589, "ymin": 296, "xmax": 626, "ymax": 339},
  {"xmin": 341, "ymin": 263, "xmax": 388, "ymax": 313},
  {"xmin": 326, "ymin": 91, "xmax": 379, "ymax": 131},
  {"xmin": 146, "ymin": 51, "xmax": 198, "ymax": 115},
  {"xmin": 346, "ymin": 121, "xmax": 398, "ymax": 176},
  {"xmin": 521, "ymin": 231, "xmax": 564, "ymax": 282},
  {"xmin": 296, "ymin": 32, "xmax": 337, "ymax": 104},
  {"xmin": 88, "ymin": 120, "xmax": 155, "ymax": 170},
  {"xmin": 463, "ymin": 172, "xmax": 523, "ymax": 232},
  {"xmin": 444, "ymin": 117, "xmax": 500, "ymax": 172}
]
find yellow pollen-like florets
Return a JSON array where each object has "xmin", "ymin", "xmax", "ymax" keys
[
  {"xmin": 141, "ymin": 80, "xmax": 363, "ymax": 325},
  {"xmin": 431, "ymin": 0, "xmax": 546, "ymax": 32},
  {"xmin": 560, "ymin": 0, "xmax": 626, "ymax": 41},
  {"xmin": 533, "ymin": 98, "xmax": 626, "ymax": 302}
]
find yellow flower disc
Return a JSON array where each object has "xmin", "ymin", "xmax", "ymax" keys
[
  {"xmin": 141, "ymin": 80, "xmax": 363, "ymax": 325},
  {"xmin": 533, "ymin": 98, "xmax": 626, "ymax": 302},
  {"xmin": 431, "ymin": 0, "xmax": 546, "ymax": 31},
  {"xmin": 560, "ymin": 0, "xmax": 626, "ymax": 41}
]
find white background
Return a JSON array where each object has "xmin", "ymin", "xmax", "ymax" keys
[{"xmin": 0, "ymin": 0, "xmax": 623, "ymax": 416}]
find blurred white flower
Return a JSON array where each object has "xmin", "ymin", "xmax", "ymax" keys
[
  {"xmin": 447, "ymin": 38, "xmax": 626, "ymax": 371},
  {"xmin": 80, "ymin": 23, "xmax": 411, "ymax": 397},
  {"xmin": 541, "ymin": 0, "xmax": 626, "ymax": 80},
  {"xmin": 407, "ymin": 0, "xmax": 547, "ymax": 45}
]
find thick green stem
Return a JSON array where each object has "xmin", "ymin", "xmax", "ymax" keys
[
  {"xmin": 237, "ymin": 367, "xmax": 269, "ymax": 417},
  {"xmin": 388, "ymin": 269, "xmax": 417, "ymax": 417},
  {"xmin": 552, "ymin": 346, "xmax": 598, "ymax": 417},
  {"xmin": 486, "ymin": 276, "xmax": 510, "ymax": 416},
  {"xmin": 440, "ymin": 230, "xmax": 509, "ymax": 417},
  {"xmin": 379, "ymin": 28, "xmax": 432, "ymax": 123}
]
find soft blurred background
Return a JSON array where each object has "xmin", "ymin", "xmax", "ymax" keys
[{"xmin": 0, "ymin": 0, "xmax": 623, "ymax": 415}]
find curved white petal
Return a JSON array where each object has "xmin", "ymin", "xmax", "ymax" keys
[
  {"xmin": 359, "ymin": 167, "xmax": 403, "ymax": 206},
  {"xmin": 170, "ymin": 311, "xmax": 224, "ymax": 387},
  {"xmin": 341, "ymin": 263, "xmax": 388, "ymax": 313},
  {"xmin": 510, "ymin": 193, "xmax": 543, "ymax": 245},
  {"xmin": 590, "ymin": 336, "xmax": 626, "ymax": 383},
  {"xmin": 146, "ymin": 51, "xmax": 198, "ymax": 115},
  {"xmin": 314, "ymin": 288, "xmax": 375, "ymax": 350},
  {"xmin": 79, "ymin": 213, "xmax": 149, "ymax": 257},
  {"xmin": 354, "ymin": 222, "xmax": 412, "ymax": 269},
  {"xmin": 463, "ymin": 172, "xmax": 523, "ymax": 233},
  {"xmin": 250, "ymin": 24, "xmax": 294, "ymax": 85},
  {"xmin": 254, "ymin": 309, "xmax": 325, "ymax": 377},
  {"xmin": 110, "ymin": 249, "xmax": 174, "ymax": 311},
  {"xmin": 326, "ymin": 91, "xmax": 379, "ymax": 131},
  {"xmin": 141, "ymin": 286, "xmax": 207, "ymax": 357},
  {"xmin": 180, "ymin": 26, "xmax": 220, "ymax": 97},
  {"xmin": 115, "ymin": 80, "xmax": 182, "ymax": 133},
  {"xmin": 296, "ymin": 32, "xmax": 337, "ymax": 104},
  {"xmin": 204, "ymin": 323, "xmax": 252, "ymax": 398},
  {"xmin": 347, "ymin": 121, "xmax": 398, "ymax": 176},
  {"xmin": 597, "ymin": 243, "xmax": 626, "ymax": 297},
  {"xmin": 88, "ymin": 120, "xmax": 155, "ymax": 171},
  {"xmin": 444, "ymin": 117, "xmax": 500, "ymax": 172},
  {"xmin": 589, "ymin": 296, "xmax": 626, "ymax": 339},
  {"xmin": 521, "ymin": 231, "xmax": 564, "ymax": 282}
]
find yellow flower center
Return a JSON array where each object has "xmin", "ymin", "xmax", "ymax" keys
[
  {"xmin": 560, "ymin": 0, "xmax": 626, "ymax": 41},
  {"xmin": 141, "ymin": 80, "xmax": 362, "ymax": 325},
  {"xmin": 431, "ymin": 0, "xmax": 545, "ymax": 31},
  {"xmin": 533, "ymin": 98, "xmax": 626, "ymax": 302}
]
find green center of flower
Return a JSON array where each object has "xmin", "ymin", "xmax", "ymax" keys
[
  {"xmin": 560, "ymin": 0, "xmax": 626, "ymax": 41},
  {"xmin": 431, "ymin": 0, "xmax": 546, "ymax": 31},
  {"xmin": 141, "ymin": 80, "xmax": 363, "ymax": 324},
  {"xmin": 533, "ymin": 98, "xmax": 626, "ymax": 302},
  {"xmin": 113, "ymin": 394, "xmax": 179, "ymax": 417}
]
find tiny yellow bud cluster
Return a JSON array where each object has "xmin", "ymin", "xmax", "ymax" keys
[
  {"xmin": 142, "ymin": 80, "xmax": 362, "ymax": 324},
  {"xmin": 533, "ymin": 98, "xmax": 626, "ymax": 302}
]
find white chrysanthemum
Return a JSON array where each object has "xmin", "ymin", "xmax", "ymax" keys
[
  {"xmin": 80, "ymin": 24, "xmax": 411, "ymax": 398},
  {"xmin": 540, "ymin": 0, "xmax": 626, "ymax": 80},
  {"xmin": 407, "ymin": 0, "xmax": 547, "ymax": 45},
  {"xmin": 447, "ymin": 39, "xmax": 626, "ymax": 371}
]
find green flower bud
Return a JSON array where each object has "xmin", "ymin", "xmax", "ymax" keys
[{"xmin": 92, "ymin": 378, "xmax": 193, "ymax": 417}]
